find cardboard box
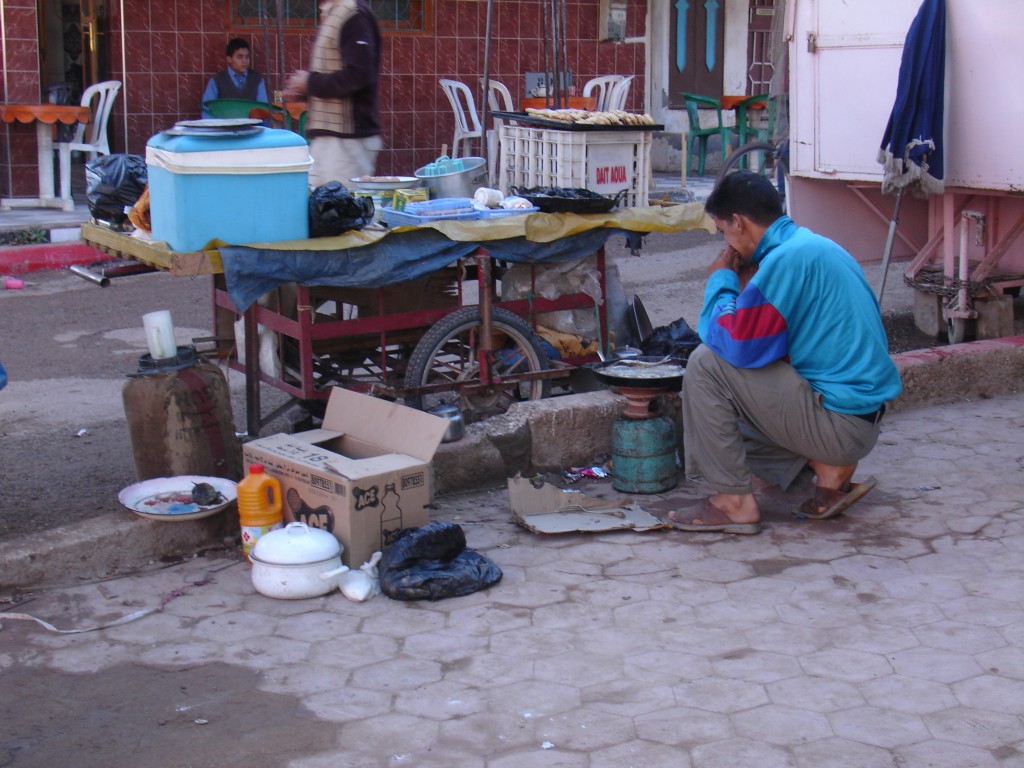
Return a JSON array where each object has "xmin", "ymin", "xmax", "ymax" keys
[
  {"xmin": 242, "ymin": 389, "xmax": 448, "ymax": 567},
  {"xmin": 391, "ymin": 188, "xmax": 429, "ymax": 210},
  {"xmin": 507, "ymin": 475, "xmax": 667, "ymax": 534}
]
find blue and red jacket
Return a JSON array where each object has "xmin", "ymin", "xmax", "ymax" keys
[{"xmin": 697, "ymin": 216, "xmax": 902, "ymax": 413}]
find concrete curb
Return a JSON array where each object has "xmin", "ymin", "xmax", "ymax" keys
[
  {"xmin": 0, "ymin": 241, "xmax": 106, "ymax": 276},
  {"xmin": 2, "ymin": 336, "xmax": 1023, "ymax": 592}
]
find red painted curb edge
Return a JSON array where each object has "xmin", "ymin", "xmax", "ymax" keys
[{"xmin": 0, "ymin": 242, "xmax": 107, "ymax": 276}]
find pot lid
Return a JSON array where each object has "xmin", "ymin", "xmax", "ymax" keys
[{"xmin": 252, "ymin": 522, "xmax": 342, "ymax": 565}]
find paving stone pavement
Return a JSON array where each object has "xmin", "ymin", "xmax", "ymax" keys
[{"xmin": 3, "ymin": 392, "xmax": 1024, "ymax": 767}]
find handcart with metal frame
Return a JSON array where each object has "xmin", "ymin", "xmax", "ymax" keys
[{"xmin": 82, "ymin": 204, "xmax": 713, "ymax": 437}]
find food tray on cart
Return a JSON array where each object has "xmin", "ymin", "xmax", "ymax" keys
[
  {"xmin": 492, "ymin": 111, "xmax": 664, "ymax": 132},
  {"xmin": 475, "ymin": 205, "xmax": 540, "ymax": 218},
  {"xmin": 383, "ymin": 197, "xmax": 478, "ymax": 226},
  {"xmin": 509, "ymin": 187, "xmax": 627, "ymax": 214}
]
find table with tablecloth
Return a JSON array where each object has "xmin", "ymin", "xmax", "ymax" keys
[{"xmin": 1, "ymin": 103, "xmax": 90, "ymax": 211}]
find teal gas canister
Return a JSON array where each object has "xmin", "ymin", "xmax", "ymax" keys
[{"xmin": 611, "ymin": 415, "xmax": 678, "ymax": 493}]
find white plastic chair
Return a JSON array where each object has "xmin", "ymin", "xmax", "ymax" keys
[
  {"xmin": 439, "ymin": 79, "xmax": 483, "ymax": 158},
  {"xmin": 57, "ymin": 80, "xmax": 122, "ymax": 203},
  {"xmin": 606, "ymin": 75, "xmax": 635, "ymax": 112},
  {"xmin": 484, "ymin": 80, "xmax": 513, "ymax": 185},
  {"xmin": 583, "ymin": 75, "xmax": 624, "ymax": 112}
]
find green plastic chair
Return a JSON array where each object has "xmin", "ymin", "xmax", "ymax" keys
[
  {"xmin": 682, "ymin": 93, "xmax": 734, "ymax": 176},
  {"xmin": 734, "ymin": 94, "xmax": 779, "ymax": 146},
  {"xmin": 203, "ymin": 98, "xmax": 274, "ymax": 119}
]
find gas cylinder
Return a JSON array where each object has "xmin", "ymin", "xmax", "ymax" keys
[
  {"xmin": 122, "ymin": 346, "xmax": 242, "ymax": 481},
  {"xmin": 611, "ymin": 415, "xmax": 679, "ymax": 494}
]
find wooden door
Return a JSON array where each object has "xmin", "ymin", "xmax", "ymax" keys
[
  {"xmin": 746, "ymin": 0, "xmax": 774, "ymax": 93},
  {"xmin": 668, "ymin": 0, "xmax": 726, "ymax": 108},
  {"xmin": 80, "ymin": 0, "xmax": 109, "ymax": 87}
]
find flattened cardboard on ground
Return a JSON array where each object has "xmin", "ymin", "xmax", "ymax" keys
[
  {"xmin": 507, "ymin": 476, "xmax": 669, "ymax": 534},
  {"xmin": 242, "ymin": 388, "xmax": 448, "ymax": 567}
]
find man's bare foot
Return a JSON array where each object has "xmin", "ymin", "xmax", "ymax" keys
[
  {"xmin": 807, "ymin": 460, "xmax": 857, "ymax": 492},
  {"xmin": 706, "ymin": 492, "xmax": 760, "ymax": 524}
]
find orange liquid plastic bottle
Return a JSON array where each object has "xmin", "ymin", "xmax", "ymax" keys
[{"xmin": 237, "ymin": 463, "xmax": 283, "ymax": 562}]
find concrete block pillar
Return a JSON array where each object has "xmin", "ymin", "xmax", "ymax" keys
[
  {"xmin": 912, "ymin": 288, "xmax": 944, "ymax": 338},
  {"xmin": 974, "ymin": 294, "xmax": 1015, "ymax": 340}
]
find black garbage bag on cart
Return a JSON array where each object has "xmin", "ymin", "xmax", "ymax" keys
[
  {"xmin": 640, "ymin": 316, "xmax": 702, "ymax": 363},
  {"xmin": 85, "ymin": 153, "xmax": 148, "ymax": 227},
  {"xmin": 378, "ymin": 521, "xmax": 503, "ymax": 601},
  {"xmin": 308, "ymin": 181, "xmax": 374, "ymax": 237}
]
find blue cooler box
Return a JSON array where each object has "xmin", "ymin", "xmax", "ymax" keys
[{"xmin": 146, "ymin": 128, "xmax": 312, "ymax": 251}]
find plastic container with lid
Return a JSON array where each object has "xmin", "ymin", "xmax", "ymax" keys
[
  {"xmin": 146, "ymin": 127, "xmax": 312, "ymax": 251},
  {"xmin": 249, "ymin": 522, "xmax": 349, "ymax": 599},
  {"xmin": 237, "ymin": 463, "xmax": 284, "ymax": 562}
]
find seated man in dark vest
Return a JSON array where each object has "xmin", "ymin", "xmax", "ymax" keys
[{"xmin": 201, "ymin": 38, "xmax": 269, "ymax": 117}]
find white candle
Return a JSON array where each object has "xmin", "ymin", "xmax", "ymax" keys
[{"xmin": 142, "ymin": 310, "xmax": 176, "ymax": 360}]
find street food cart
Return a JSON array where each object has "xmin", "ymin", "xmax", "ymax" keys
[
  {"xmin": 82, "ymin": 204, "xmax": 713, "ymax": 437},
  {"xmin": 784, "ymin": 0, "xmax": 1024, "ymax": 343}
]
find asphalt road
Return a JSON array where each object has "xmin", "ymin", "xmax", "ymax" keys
[{"xmin": 0, "ymin": 228, "xmax": 929, "ymax": 541}]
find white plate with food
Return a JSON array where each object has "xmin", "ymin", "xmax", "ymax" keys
[
  {"xmin": 118, "ymin": 475, "xmax": 238, "ymax": 522},
  {"xmin": 348, "ymin": 175, "xmax": 422, "ymax": 190}
]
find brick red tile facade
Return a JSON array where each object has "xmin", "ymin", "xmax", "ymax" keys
[{"xmin": 2, "ymin": 0, "xmax": 647, "ymax": 198}]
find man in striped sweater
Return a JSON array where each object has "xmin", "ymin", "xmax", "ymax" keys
[
  {"xmin": 284, "ymin": 0, "xmax": 382, "ymax": 186},
  {"xmin": 667, "ymin": 171, "xmax": 902, "ymax": 534}
]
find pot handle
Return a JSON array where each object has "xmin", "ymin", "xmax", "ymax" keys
[{"xmin": 318, "ymin": 564, "xmax": 350, "ymax": 581}]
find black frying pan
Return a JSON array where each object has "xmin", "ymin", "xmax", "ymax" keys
[{"xmin": 591, "ymin": 357, "xmax": 685, "ymax": 390}]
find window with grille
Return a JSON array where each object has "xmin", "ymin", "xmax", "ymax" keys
[
  {"xmin": 232, "ymin": 0, "xmax": 429, "ymax": 33},
  {"xmin": 370, "ymin": 0, "xmax": 429, "ymax": 32},
  {"xmin": 234, "ymin": 0, "xmax": 318, "ymax": 28}
]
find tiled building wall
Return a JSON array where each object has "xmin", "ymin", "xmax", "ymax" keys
[
  {"xmin": 2, "ymin": 0, "xmax": 45, "ymax": 197},
  {"xmin": 2, "ymin": 0, "xmax": 647, "ymax": 197}
]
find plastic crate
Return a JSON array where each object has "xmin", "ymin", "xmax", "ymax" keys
[{"xmin": 497, "ymin": 125, "xmax": 652, "ymax": 208}]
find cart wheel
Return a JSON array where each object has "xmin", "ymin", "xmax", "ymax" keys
[
  {"xmin": 946, "ymin": 317, "xmax": 967, "ymax": 345},
  {"xmin": 403, "ymin": 306, "xmax": 552, "ymax": 417}
]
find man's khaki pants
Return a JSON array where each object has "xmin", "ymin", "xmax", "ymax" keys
[{"xmin": 681, "ymin": 345, "xmax": 881, "ymax": 495}]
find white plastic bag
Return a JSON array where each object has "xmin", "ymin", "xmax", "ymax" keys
[{"xmin": 337, "ymin": 552, "xmax": 382, "ymax": 602}]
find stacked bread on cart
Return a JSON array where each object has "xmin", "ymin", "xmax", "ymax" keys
[{"xmin": 523, "ymin": 108, "xmax": 656, "ymax": 126}]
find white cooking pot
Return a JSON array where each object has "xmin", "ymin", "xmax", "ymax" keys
[{"xmin": 250, "ymin": 522, "xmax": 349, "ymax": 599}]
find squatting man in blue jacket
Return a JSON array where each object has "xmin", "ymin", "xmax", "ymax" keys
[{"xmin": 666, "ymin": 171, "xmax": 902, "ymax": 534}]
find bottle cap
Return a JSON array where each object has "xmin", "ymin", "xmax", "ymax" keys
[{"xmin": 249, "ymin": 464, "xmax": 265, "ymax": 474}]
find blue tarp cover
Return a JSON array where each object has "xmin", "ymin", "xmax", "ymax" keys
[{"xmin": 218, "ymin": 205, "xmax": 714, "ymax": 311}]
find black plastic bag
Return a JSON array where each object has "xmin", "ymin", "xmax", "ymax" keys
[
  {"xmin": 86, "ymin": 154, "xmax": 148, "ymax": 226},
  {"xmin": 640, "ymin": 316, "xmax": 702, "ymax": 362},
  {"xmin": 378, "ymin": 521, "xmax": 503, "ymax": 601},
  {"xmin": 45, "ymin": 83, "xmax": 77, "ymax": 142},
  {"xmin": 308, "ymin": 181, "xmax": 374, "ymax": 237}
]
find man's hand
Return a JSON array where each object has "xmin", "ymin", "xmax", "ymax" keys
[
  {"xmin": 707, "ymin": 246, "xmax": 741, "ymax": 277},
  {"xmin": 737, "ymin": 261, "xmax": 759, "ymax": 289},
  {"xmin": 283, "ymin": 70, "xmax": 310, "ymax": 100}
]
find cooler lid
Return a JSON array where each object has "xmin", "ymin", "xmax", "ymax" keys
[{"xmin": 147, "ymin": 126, "xmax": 309, "ymax": 153}]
